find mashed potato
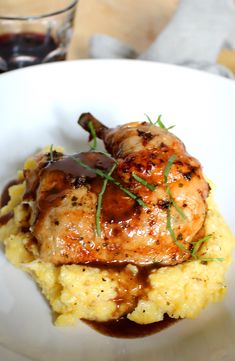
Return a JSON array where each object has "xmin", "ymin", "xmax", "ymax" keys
[{"xmin": 0, "ymin": 150, "xmax": 234, "ymax": 327}]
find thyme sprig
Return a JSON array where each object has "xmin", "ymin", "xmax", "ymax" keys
[
  {"xmin": 132, "ymin": 172, "xmax": 156, "ymax": 191},
  {"xmin": 145, "ymin": 114, "xmax": 175, "ymax": 130},
  {"xmin": 96, "ymin": 163, "xmax": 116, "ymax": 236},
  {"xmin": 71, "ymin": 157, "xmax": 147, "ymax": 208},
  {"xmin": 88, "ymin": 121, "xmax": 97, "ymax": 150}
]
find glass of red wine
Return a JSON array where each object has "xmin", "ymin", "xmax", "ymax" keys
[{"xmin": 0, "ymin": 0, "xmax": 78, "ymax": 73}]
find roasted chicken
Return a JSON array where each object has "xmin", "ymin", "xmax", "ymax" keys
[{"xmin": 24, "ymin": 114, "xmax": 209, "ymax": 266}]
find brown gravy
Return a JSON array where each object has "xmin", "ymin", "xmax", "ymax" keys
[
  {"xmin": 45, "ymin": 152, "xmax": 114, "ymax": 179},
  {"xmin": 0, "ymin": 180, "xmax": 18, "ymax": 225},
  {"xmin": 30, "ymin": 152, "xmax": 114, "ymax": 207},
  {"xmin": 0, "ymin": 211, "xmax": 14, "ymax": 225},
  {"xmin": 83, "ymin": 315, "xmax": 179, "ymax": 338},
  {"xmin": 0, "ymin": 179, "xmax": 18, "ymax": 208}
]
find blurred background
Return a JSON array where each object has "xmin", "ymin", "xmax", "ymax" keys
[
  {"xmin": 0, "ymin": 0, "xmax": 235, "ymax": 74},
  {"xmin": 69, "ymin": 0, "xmax": 235, "ymax": 73}
]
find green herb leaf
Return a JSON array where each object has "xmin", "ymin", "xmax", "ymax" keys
[
  {"xmin": 156, "ymin": 114, "xmax": 165, "ymax": 129},
  {"xmin": 144, "ymin": 113, "xmax": 154, "ymax": 125},
  {"xmin": 191, "ymin": 234, "xmax": 212, "ymax": 257},
  {"xmin": 171, "ymin": 199, "xmax": 187, "ymax": 220},
  {"xmin": 167, "ymin": 125, "xmax": 176, "ymax": 130},
  {"xmin": 156, "ymin": 115, "xmax": 175, "ymax": 130},
  {"xmin": 164, "ymin": 154, "xmax": 177, "ymax": 182},
  {"xmin": 163, "ymin": 156, "xmax": 221, "ymax": 262},
  {"xmin": 197, "ymin": 257, "xmax": 224, "ymax": 262},
  {"xmin": 166, "ymin": 208, "xmax": 186, "ymax": 252},
  {"xmin": 164, "ymin": 155, "xmax": 187, "ymax": 220},
  {"xmin": 145, "ymin": 114, "xmax": 175, "ymax": 130},
  {"xmin": 71, "ymin": 156, "xmax": 148, "ymax": 208},
  {"xmin": 132, "ymin": 172, "xmax": 156, "ymax": 191},
  {"xmin": 164, "ymin": 154, "xmax": 187, "ymax": 251},
  {"xmin": 50, "ymin": 144, "xmax": 54, "ymax": 162},
  {"xmin": 88, "ymin": 121, "xmax": 97, "ymax": 150},
  {"xmin": 189, "ymin": 234, "xmax": 224, "ymax": 262},
  {"xmin": 96, "ymin": 163, "xmax": 116, "ymax": 236}
]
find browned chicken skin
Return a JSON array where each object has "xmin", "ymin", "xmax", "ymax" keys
[{"xmin": 25, "ymin": 113, "xmax": 209, "ymax": 266}]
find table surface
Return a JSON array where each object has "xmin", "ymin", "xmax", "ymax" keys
[{"xmin": 67, "ymin": 0, "xmax": 235, "ymax": 74}]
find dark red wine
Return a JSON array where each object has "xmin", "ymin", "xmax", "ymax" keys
[{"xmin": 0, "ymin": 32, "xmax": 65, "ymax": 73}]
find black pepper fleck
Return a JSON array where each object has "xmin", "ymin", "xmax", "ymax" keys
[
  {"xmin": 137, "ymin": 129, "xmax": 154, "ymax": 141},
  {"xmin": 157, "ymin": 199, "xmax": 171, "ymax": 209},
  {"xmin": 184, "ymin": 171, "xmax": 194, "ymax": 180}
]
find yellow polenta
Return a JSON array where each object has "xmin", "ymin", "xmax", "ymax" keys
[{"xmin": 0, "ymin": 152, "xmax": 234, "ymax": 326}]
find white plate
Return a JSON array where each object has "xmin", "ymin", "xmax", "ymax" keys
[{"xmin": 0, "ymin": 60, "xmax": 234, "ymax": 361}]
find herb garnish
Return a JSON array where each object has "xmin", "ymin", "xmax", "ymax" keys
[
  {"xmin": 71, "ymin": 157, "xmax": 147, "ymax": 208},
  {"xmin": 50, "ymin": 144, "xmax": 54, "ymax": 162},
  {"xmin": 96, "ymin": 163, "xmax": 116, "ymax": 236},
  {"xmin": 132, "ymin": 172, "xmax": 156, "ymax": 191},
  {"xmin": 145, "ymin": 114, "xmax": 154, "ymax": 125},
  {"xmin": 166, "ymin": 124, "xmax": 175, "ymax": 130},
  {"xmin": 191, "ymin": 234, "xmax": 212, "ymax": 257},
  {"xmin": 164, "ymin": 155, "xmax": 187, "ymax": 220},
  {"xmin": 145, "ymin": 114, "xmax": 175, "ymax": 130},
  {"xmin": 165, "ymin": 224, "xmax": 224, "ymax": 262},
  {"xmin": 162, "ymin": 155, "xmax": 223, "ymax": 262},
  {"xmin": 166, "ymin": 208, "xmax": 186, "ymax": 252},
  {"xmin": 88, "ymin": 121, "xmax": 97, "ymax": 150},
  {"xmin": 164, "ymin": 154, "xmax": 187, "ymax": 251},
  {"xmin": 190, "ymin": 234, "xmax": 224, "ymax": 262},
  {"xmin": 86, "ymin": 121, "xmax": 116, "ymax": 160},
  {"xmin": 197, "ymin": 257, "xmax": 224, "ymax": 262},
  {"xmin": 156, "ymin": 115, "xmax": 166, "ymax": 129}
]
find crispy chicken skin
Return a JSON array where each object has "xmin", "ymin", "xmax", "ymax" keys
[{"xmin": 25, "ymin": 114, "xmax": 209, "ymax": 266}]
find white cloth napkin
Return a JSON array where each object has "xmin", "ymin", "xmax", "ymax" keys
[{"xmin": 90, "ymin": 0, "xmax": 235, "ymax": 79}]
